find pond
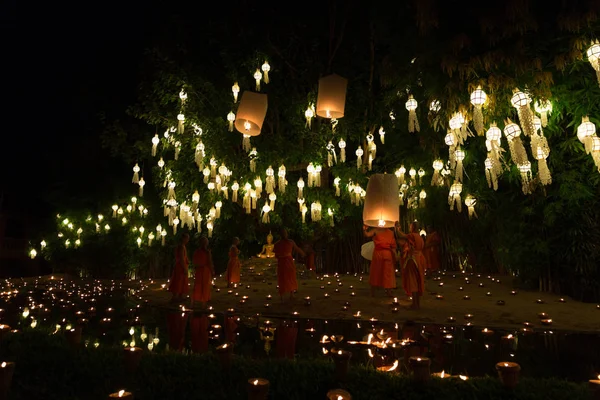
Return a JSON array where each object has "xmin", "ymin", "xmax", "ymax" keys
[{"xmin": 0, "ymin": 277, "xmax": 598, "ymax": 382}]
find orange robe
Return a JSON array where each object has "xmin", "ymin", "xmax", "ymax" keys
[
  {"xmin": 274, "ymin": 239, "xmax": 297, "ymax": 295},
  {"xmin": 402, "ymin": 233, "xmax": 426, "ymax": 296},
  {"xmin": 369, "ymin": 229, "xmax": 397, "ymax": 289},
  {"xmin": 192, "ymin": 248, "xmax": 212, "ymax": 302},
  {"xmin": 169, "ymin": 245, "xmax": 189, "ymax": 295},
  {"xmin": 226, "ymin": 246, "xmax": 241, "ymax": 284},
  {"xmin": 424, "ymin": 231, "xmax": 441, "ymax": 271}
]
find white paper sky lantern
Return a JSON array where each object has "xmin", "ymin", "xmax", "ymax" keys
[
  {"xmin": 316, "ymin": 74, "xmax": 348, "ymax": 119},
  {"xmin": 587, "ymin": 40, "xmax": 600, "ymax": 87},
  {"xmin": 362, "ymin": 173, "xmax": 399, "ymax": 228},
  {"xmin": 234, "ymin": 91, "xmax": 268, "ymax": 136}
]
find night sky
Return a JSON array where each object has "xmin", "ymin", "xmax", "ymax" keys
[{"xmin": 3, "ymin": 1, "xmax": 165, "ymax": 221}]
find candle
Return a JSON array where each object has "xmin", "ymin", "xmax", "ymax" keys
[
  {"xmin": 350, "ymin": 292, "xmax": 355, "ymax": 297},
  {"xmin": 486, "ymin": 292, "xmax": 492, "ymax": 296},
  {"xmin": 324, "ymin": 293, "xmax": 330, "ymax": 298},
  {"xmin": 326, "ymin": 389, "xmax": 352, "ymax": 400},
  {"xmin": 559, "ymin": 298, "xmax": 566, "ymax": 303},
  {"xmin": 536, "ymin": 299, "xmax": 544, "ymax": 304},
  {"xmin": 391, "ymin": 307, "xmax": 399, "ymax": 313},
  {"xmin": 409, "ymin": 356, "xmax": 431, "ymax": 382},
  {"xmin": 496, "ymin": 300, "xmax": 505, "ymax": 306},
  {"xmin": 304, "ymin": 297, "xmax": 311, "ymax": 306},
  {"xmin": 353, "ymin": 311, "xmax": 361, "ymax": 319},
  {"xmin": 511, "ymin": 290, "xmax": 517, "ymax": 295},
  {"xmin": 446, "ymin": 317, "xmax": 456, "ymax": 323},
  {"xmin": 247, "ymin": 378, "xmax": 269, "ymax": 400},
  {"xmin": 458, "ymin": 286, "xmax": 464, "ymax": 291},
  {"xmin": 464, "ymin": 314, "xmax": 474, "ymax": 320},
  {"xmin": 463, "ymin": 296, "xmax": 471, "ymax": 300},
  {"xmin": 392, "ymin": 297, "xmax": 399, "ymax": 305},
  {"xmin": 537, "ymin": 313, "xmax": 549, "ymax": 319},
  {"xmin": 123, "ymin": 347, "xmax": 143, "ymax": 373},
  {"xmin": 481, "ymin": 328, "xmax": 494, "ymax": 336},
  {"xmin": 332, "ymin": 350, "xmax": 352, "ymax": 381},
  {"xmin": 435, "ymin": 295, "xmax": 443, "ymax": 300},
  {"xmin": 541, "ymin": 319, "xmax": 552, "ymax": 326},
  {"xmin": 108, "ymin": 389, "xmax": 133, "ymax": 399},
  {"xmin": 496, "ymin": 362, "xmax": 521, "ymax": 389},
  {"xmin": 478, "ymin": 283, "xmax": 484, "ymax": 287}
]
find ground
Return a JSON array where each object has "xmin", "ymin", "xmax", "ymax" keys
[{"xmin": 139, "ymin": 258, "xmax": 600, "ymax": 333}]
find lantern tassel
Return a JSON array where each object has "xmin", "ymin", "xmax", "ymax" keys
[
  {"xmin": 250, "ymin": 159, "xmax": 256, "ymax": 173},
  {"xmin": 243, "ymin": 135, "xmax": 251, "ymax": 152},
  {"xmin": 537, "ymin": 158, "xmax": 552, "ymax": 186},
  {"xmin": 455, "ymin": 160, "xmax": 464, "ymax": 183},
  {"xmin": 408, "ymin": 110, "xmax": 420, "ymax": 133},
  {"xmin": 473, "ymin": 106, "xmax": 484, "ymax": 136}
]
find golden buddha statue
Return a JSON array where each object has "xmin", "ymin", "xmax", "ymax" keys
[{"xmin": 257, "ymin": 231, "xmax": 275, "ymax": 258}]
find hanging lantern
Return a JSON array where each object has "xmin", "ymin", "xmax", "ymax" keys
[
  {"xmin": 448, "ymin": 181, "xmax": 462, "ymax": 212},
  {"xmin": 158, "ymin": 158, "xmax": 165, "ymax": 169},
  {"xmin": 132, "ymin": 164, "xmax": 140, "ymax": 184},
  {"xmin": 234, "ymin": 92, "xmax": 268, "ymax": 137},
  {"xmin": 464, "ymin": 195, "xmax": 477, "ymax": 219},
  {"xmin": 254, "ymin": 176, "xmax": 263, "ymax": 198},
  {"xmin": 148, "ymin": 232, "xmax": 155, "ymax": 246},
  {"xmin": 362, "ymin": 173, "xmax": 399, "ymax": 228},
  {"xmin": 316, "ymin": 74, "xmax": 348, "ymax": 119},
  {"xmin": 510, "ymin": 89, "xmax": 535, "ymax": 137},
  {"xmin": 334, "ymin": 177, "xmax": 341, "ymax": 196},
  {"xmin": 306, "ymin": 163, "xmax": 315, "ymax": 187},
  {"xmin": 227, "ymin": 111, "xmax": 235, "ymax": 132},
  {"xmin": 431, "ymin": 160, "xmax": 444, "ymax": 186},
  {"xmin": 231, "ymin": 181, "xmax": 239, "ymax": 202},
  {"xmin": 445, "ymin": 131, "xmax": 457, "ymax": 169},
  {"xmin": 470, "ymin": 86, "xmax": 487, "ymax": 136},
  {"xmin": 484, "ymin": 157, "xmax": 499, "ymax": 191},
  {"xmin": 202, "ymin": 167, "xmax": 210, "ymax": 184},
  {"xmin": 261, "ymin": 61, "xmax": 271, "ymax": 84},
  {"xmin": 305, "ymin": 104, "xmax": 315, "ymax": 128},
  {"xmin": 378, "ymin": 126, "xmax": 385, "ymax": 144},
  {"xmin": 590, "ymin": 136, "xmax": 600, "ymax": 171},
  {"xmin": 534, "ymin": 100, "xmax": 552, "ymax": 127},
  {"xmin": 311, "ymin": 201, "xmax": 322, "ymax": 221},
  {"xmin": 138, "ymin": 178, "xmax": 145, "ymax": 197},
  {"xmin": 172, "ymin": 217, "xmax": 179, "ymax": 235},
  {"xmin": 326, "ymin": 141, "xmax": 337, "ymax": 167},
  {"xmin": 356, "ymin": 146, "xmax": 364, "ymax": 169},
  {"xmin": 518, "ymin": 162, "xmax": 532, "ymax": 194},
  {"xmin": 454, "ymin": 148, "xmax": 465, "ymax": 183},
  {"xmin": 409, "ymin": 168, "xmax": 417, "ymax": 185},
  {"xmin": 338, "ymin": 139, "xmax": 346, "ymax": 162},
  {"xmin": 249, "ymin": 148, "xmax": 258, "ymax": 172},
  {"xmin": 179, "ymin": 89, "xmax": 187, "ymax": 103},
  {"xmin": 430, "ymin": 100, "xmax": 441, "ymax": 113},
  {"xmin": 195, "ymin": 142, "xmax": 205, "ymax": 168},
  {"xmin": 297, "ymin": 177, "xmax": 305, "ymax": 199},
  {"xmin": 168, "ymin": 181, "xmax": 176, "ymax": 200},
  {"xmin": 328, "ymin": 208, "xmax": 335, "ymax": 227},
  {"xmin": 161, "ymin": 229, "xmax": 167, "ymax": 246},
  {"xmin": 535, "ymin": 146, "xmax": 552, "ymax": 186},
  {"xmin": 314, "ymin": 165, "xmax": 322, "ymax": 187},
  {"xmin": 151, "ymin": 134, "xmax": 160, "ymax": 157},
  {"xmin": 586, "ymin": 40, "xmax": 600, "ymax": 87},
  {"xmin": 277, "ymin": 165, "xmax": 287, "ymax": 193},
  {"xmin": 504, "ymin": 119, "xmax": 529, "ymax": 165},
  {"xmin": 405, "ymin": 95, "xmax": 420, "ymax": 133},
  {"xmin": 206, "ymin": 220, "xmax": 213, "ymax": 238},
  {"xmin": 269, "ymin": 193, "xmax": 277, "ymax": 210},
  {"xmin": 419, "ymin": 189, "xmax": 427, "ymax": 208},
  {"xmin": 253, "ymin": 69, "xmax": 262, "ymax": 91},
  {"xmin": 261, "ymin": 203, "xmax": 271, "ymax": 223},
  {"xmin": 215, "ymin": 201, "xmax": 222, "ymax": 219},
  {"xmin": 265, "ymin": 166, "xmax": 276, "ymax": 194},
  {"xmin": 301, "ymin": 204, "xmax": 308, "ymax": 223},
  {"xmin": 174, "ymin": 141, "xmax": 181, "ymax": 160},
  {"xmin": 577, "ymin": 116, "xmax": 596, "ymax": 154},
  {"xmin": 232, "ymin": 82, "xmax": 240, "ymax": 103},
  {"xmin": 418, "ymin": 168, "xmax": 425, "ymax": 185},
  {"xmin": 297, "ymin": 197, "xmax": 305, "ymax": 212},
  {"xmin": 177, "ymin": 113, "xmax": 185, "ymax": 135},
  {"xmin": 395, "ymin": 165, "xmax": 406, "ymax": 185},
  {"xmin": 112, "ymin": 205, "xmax": 118, "ymax": 218},
  {"xmin": 354, "ymin": 184, "xmax": 363, "ymax": 205}
]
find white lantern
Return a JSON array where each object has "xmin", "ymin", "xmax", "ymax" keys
[
  {"xmin": 577, "ymin": 116, "xmax": 596, "ymax": 154},
  {"xmin": 464, "ymin": 195, "xmax": 477, "ymax": 219},
  {"xmin": 232, "ymin": 82, "xmax": 240, "ymax": 103},
  {"xmin": 177, "ymin": 113, "xmax": 185, "ymax": 135},
  {"xmin": 305, "ymin": 104, "xmax": 315, "ymax": 128},
  {"xmin": 378, "ymin": 126, "xmax": 385, "ymax": 144},
  {"xmin": 132, "ymin": 164, "xmax": 140, "ymax": 184},
  {"xmin": 534, "ymin": 100, "xmax": 552, "ymax": 127},
  {"xmin": 316, "ymin": 74, "xmax": 348, "ymax": 119},
  {"xmin": 510, "ymin": 89, "xmax": 535, "ymax": 137},
  {"xmin": 297, "ymin": 177, "xmax": 305, "ymax": 199},
  {"xmin": 231, "ymin": 181, "xmax": 240, "ymax": 203},
  {"xmin": 429, "ymin": 100, "xmax": 441, "ymax": 113},
  {"xmin": 356, "ymin": 146, "xmax": 364, "ymax": 169},
  {"xmin": 227, "ymin": 111, "xmax": 235, "ymax": 132},
  {"xmin": 470, "ymin": 86, "xmax": 487, "ymax": 136},
  {"xmin": 261, "ymin": 61, "xmax": 271, "ymax": 84},
  {"xmin": 158, "ymin": 158, "xmax": 165, "ymax": 169},
  {"xmin": 504, "ymin": 119, "xmax": 528, "ymax": 166},
  {"xmin": 278, "ymin": 165, "xmax": 287, "ymax": 193},
  {"xmin": 253, "ymin": 69, "xmax": 262, "ymax": 91},
  {"xmin": 261, "ymin": 203, "xmax": 271, "ymax": 223},
  {"xmin": 586, "ymin": 40, "xmax": 600, "ymax": 87},
  {"xmin": 334, "ymin": 177, "xmax": 341, "ymax": 196},
  {"xmin": 405, "ymin": 95, "xmax": 420, "ymax": 133},
  {"xmin": 518, "ymin": 162, "xmax": 532, "ymax": 195},
  {"xmin": 338, "ymin": 138, "xmax": 346, "ymax": 162},
  {"xmin": 234, "ymin": 92, "xmax": 268, "ymax": 137},
  {"xmin": 138, "ymin": 178, "xmax": 145, "ymax": 197},
  {"xmin": 454, "ymin": 148, "xmax": 465, "ymax": 183},
  {"xmin": 151, "ymin": 134, "xmax": 160, "ymax": 157},
  {"xmin": 362, "ymin": 173, "xmax": 399, "ymax": 228},
  {"xmin": 179, "ymin": 89, "xmax": 187, "ymax": 102},
  {"xmin": 448, "ymin": 181, "xmax": 462, "ymax": 212},
  {"xmin": 431, "ymin": 159, "xmax": 444, "ymax": 187},
  {"xmin": 419, "ymin": 189, "xmax": 427, "ymax": 208}
]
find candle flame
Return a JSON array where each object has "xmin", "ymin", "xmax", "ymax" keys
[
  {"xmin": 253, "ymin": 379, "xmax": 259, "ymax": 385},
  {"xmin": 367, "ymin": 333, "xmax": 373, "ymax": 345},
  {"xmin": 441, "ymin": 370, "xmax": 445, "ymax": 378},
  {"xmin": 129, "ymin": 347, "xmax": 135, "ymax": 352},
  {"xmin": 368, "ymin": 348, "xmax": 373, "ymax": 358},
  {"xmin": 459, "ymin": 375, "xmax": 468, "ymax": 380},
  {"xmin": 322, "ymin": 347, "xmax": 328, "ymax": 355},
  {"xmin": 118, "ymin": 390, "xmax": 125, "ymax": 397},
  {"xmin": 338, "ymin": 350, "xmax": 342, "ymax": 355},
  {"xmin": 507, "ymin": 334, "xmax": 513, "ymax": 339},
  {"xmin": 222, "ymin": 343, "xmax": 228, "ymax": 348},
  {"xmin": 417, "ymin": 357, "xmax": 421, "ymax": 361},
  {"xmin": 321, "ymin": 335, "xmax": 329, "ymax": 343},
  {"xmin": 504, "ymin": 363, "xmax": 509, "ymax": 367},
  {"xmin": 378, "ymin": 219, "xmax": 385, "ymax": 227},
  {"xmin": 388, "ymin": 360, "xmax": 399, "ymax": 371},
  {"xmin": 597, "ymin": 375, "xmax": 600, "ymax": 380},
  {"xmin": 379, "ymin": 329, "xmax": 384, "ymax": 335},
  {"xmin": 337, "ymin": 396, "xmax": 343, "ymax": 400},
  {"xmin": 1, "ymin": 362, "xmax": 5, "ymax": 368},
  {"xmin": 385, "ymin": 337, "xmax": 391, "ymax": 344},
  {"xmin": 483, "ymin": 328, "xmax": 488, "ymax": 332}
]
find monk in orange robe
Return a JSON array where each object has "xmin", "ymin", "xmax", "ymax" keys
[
  {"xmin": 226, "ymin": 237, "xmax": 241, "ymax": 287},
  {"xmin": 363, "ymin": 225, "xmax": 397, "ymax": 297},
  {"xmin": 191, "ymin": 236, "xmax": 214, "ymax": 308},
  {"xmin": 168, "ymin": 233, "xmax": 190, "ymax": 303},
  {"xmin": 424, "ymin": 226, "xmax": 441, "ymax": 272},
  {"xmin": 397, "ymin": 221, "xmax": 426, "ymax": 309},
  {"xmin": 274, "ymin": 228, "xmax": 305, "ymax": 302}
]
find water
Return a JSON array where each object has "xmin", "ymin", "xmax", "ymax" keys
[{"xmin": 0, "ymin": 278, "xmax": 598, "ymax": 382}]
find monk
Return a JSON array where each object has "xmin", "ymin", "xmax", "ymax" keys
[
  {"xmin": 396, "ymin": 221, "xmax": 426, "ymax": 309},
  {"xmin": 363, "ymin": 225, "xmax": 397, "ymax": 297},
  {"xmin": 274, "ymin": 228, "xmax": 305, "ymax": 302},
  {"xmin": 191, "ymin": 236, "xmax": 214, "ymax": 308},
  {"xmin": 168, "ymin": 233, "xmax": 190, "ymax": 303},
  {"xmin": 226, "ymin": 237, "xmax": 241, "ymax": 287},
  {"xmin": 424, "ymin": 226, "xmax": 441, "ymax": 272}
]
